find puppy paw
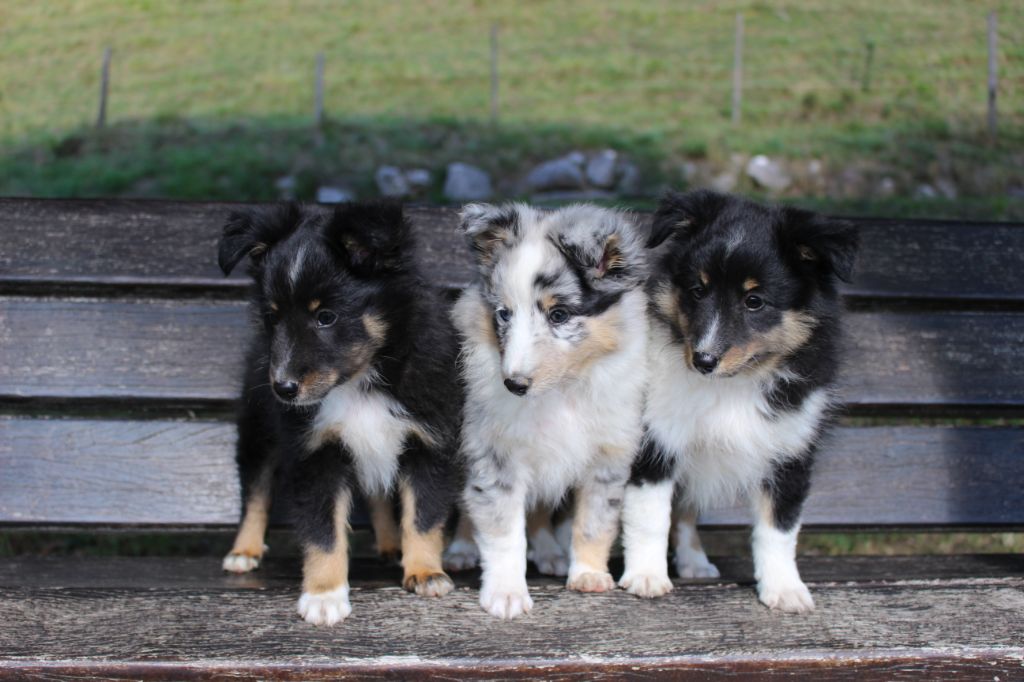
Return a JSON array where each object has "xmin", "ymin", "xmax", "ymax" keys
[
  {"xmin": 758, "ymin": 579, "xmax": 815, "ymax": 613},
  {"xmin": 529, "ymin": 547, "xmax": 569, "ymax": 576},
  {"xmin": 480, "ymin": 583, "xmax": 533, "ymax": 619},
  {"xmin": 403, "ymin": 571, "xmax": 454, "ymax": 598},
  {"xmin": 675, "ymin": 556, "xmax": 721, "ymax": 579},
  {"xmin": 566, "ymin": 571, "xmax": 616, "ymax": 593},
  {"xmin": 222, "ymin": 552, "xmax": 262, "ymax": 574},
  {"xmin": 619, "ymin": 571, "xmax": 673, "ymax": 598},
  {"xmin": 443, "ymin": 539, "xmax": 480, "ymax": 572},
  {"xmin": 297, "ymin": 586, "xmax": 351, "ymax": 625}
]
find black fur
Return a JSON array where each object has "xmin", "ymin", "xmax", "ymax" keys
[{"xmin": 219, "ymin": 201, "xmax": 462, "ymax": 560}]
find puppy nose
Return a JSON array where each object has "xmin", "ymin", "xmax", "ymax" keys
[
  {"xmin": 692, "ymin": 352, "xmax": 719, "ymax": 374},
  {"xmin": 503, "ymin": 376, "xmax": 532, "ymax": 396},
  {"xmin": 272, "ymin": 380, "xmax": 299, "ymax": 400}
]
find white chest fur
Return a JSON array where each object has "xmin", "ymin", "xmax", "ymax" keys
[
  {"xmin": 645, "ymin": 324, "xmax": 830, "ymax": 511},
  {"xmin": 308, "ymin": 381, "xmax": 416, "ymax": 495}
]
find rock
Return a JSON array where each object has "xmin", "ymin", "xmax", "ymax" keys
[
  {"xmin": 615, "ymin": 161, "xmax": 641, "ymax": 195},
  {"xmin": 525, "ymin": 153, "xmax": 586, "ymax": 191},
  {"xmin": 274, "ymin": 175, "xmax": 296, "ymax": 200},
  {"xmin": 877, "ymin": 177, "xmax": 897, "ymax": 198},
  {"xmin": 405, "ymin": 168, "xmax": 432, "ymax": 191},
  {"xmin": 680, "ymin": 161, "xmax": 700, "ymax": 183},
  {"xmin": 710, "ymin": 171, "xmax": 739, "ymax": 193},
  {"xmin": 375, "ymin": 166, "xmax": 410, "ymax": 198},
  {"xmin": 745, "ymin": 155, "xmax": 792, "ymax": 192},
  {"xmin": 935, "ymin": 178, "xmax": 958, "ymax": 200},
  {"xmin": 585, "ymin": 150, "xmax": 618, "ymax": 188},
  {"xmin": 807, "ymin": 159, "xmax": 824, "ymax": 177},
  {"xmin": 316, "ymin": 186, "xmax": 355, "ymax": 204},
  {"xmin": 915, "ymin": 184, "xmax": 938, "ymax": 199},
  {"xmin": 443, "ymin": 163, "xmax": 493, "ymax": 201}
]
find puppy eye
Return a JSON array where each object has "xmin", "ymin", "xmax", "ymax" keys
[
  {"xmin": 744, "ymin": 294, "xmax": 765, "ymax": 311},
  {"xmin": 496, "ymin": 307, "xmax": 512, "ymax": 323},
  {"xmin": 316, "ymin": 309, "xmax": 338, "ymax": 327},
  {"xmin": 548, "ymin": 307, "xmax": 570, "ymax": 325},
  {"xmin": 689, "ymin": 284, "xmax": 708, "ymax": 301}
]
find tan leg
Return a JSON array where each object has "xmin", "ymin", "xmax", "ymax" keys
[
  {"xmin": 368, "ymin": 494, "xmax": 401, "ymax": 561},
  {"xmin": 297, "ymin": 489, "xmax": 352, "ymax": 625},
  {"xmin": 400, "ymin": 482, "xmax": 454, "ymax": 597},
  {"xmin": 223, "ymin": 470, "xmax": 272, "ymax": 573},
  {"xmin": 527, "ymin": 505, "xmax": 569, "ymax": 576},
  {"xmin": 566, "ymin": 465, "xmax": 628, "ymax": 593}
]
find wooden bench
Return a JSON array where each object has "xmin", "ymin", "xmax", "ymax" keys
[{"xmin": 1, "ymin": 198, "xmax": 1022, "ymax": 679}]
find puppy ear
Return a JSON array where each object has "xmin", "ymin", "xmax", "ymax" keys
[
  {"xmin": 218, "ymin": 203, "xmax": 301, "ymax": 275},
  {"xmin": 647, "ymin": 189, "xmax": 728, "ymax": 248},
  {"xmin": 459, "ymin": 203, "xmax": 521, "ymax": 268},
  {"xmin": 556, "ymin": 207, "xmax": 645, "ymax": 292},
  {"xmin": 780, "ymin": 208, "xmax": 860, "ymax": 283},
  {"xmin": 324, "ymin": 200, "xmax": 413, "ymax": 275}
]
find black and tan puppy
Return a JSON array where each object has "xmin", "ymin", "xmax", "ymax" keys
[
  {"xmin": 620, "ymin": 190, "xmax": 858, "ymax": 612},
  {"xmin": 218, "ymin": 201, "xmax": 461, "ymax": 625}
]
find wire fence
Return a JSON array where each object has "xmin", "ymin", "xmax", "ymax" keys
[{"xmin": 1, "ymin": 1, "xmax": 1021, "ymax": 147}]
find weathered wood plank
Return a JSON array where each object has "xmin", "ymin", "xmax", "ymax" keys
[
  {"xmin": 2, "ymin": 418, "xmax": 1021, "ymax": 527},
  {"xmin": 1, "ymin": 555, "xmax": 1021, "ymax": 590},
  {"xmin": 1, "ymin": 198, "xmax": 1022, "ymax": 302},
  {"xmin": 0, "ymin": 563, "xmax": 1020, "ymax": 676},
  {"xmin": 3, "ymin": 298, "xmax": 1023, "ymax": 408}
]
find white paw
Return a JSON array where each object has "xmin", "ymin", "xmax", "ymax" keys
[
  {"xmin": 566, "ymin": 571, "xmax": 616, "ymax": 593},
  {"xmin": 675, "ymin": 556, "xmax": 720, "ymax": 579},
  {"xmin": 222, "ymin": 553, "xmax": 261, "ymax": 573},
  {"xmin": 297, "ymin": 586, "xmax": 352, "ymax": 625},
  {"xmin": 443, "ymin": 539, "xmax": 480, "ymax": 572},
  {"xmin": 480, "ymin": 583, "xmax": 533, "ymax": 619},
  {"xmin": 529, "ymin": 548, "xmax": 569, "ymax": 576},
  {"xmin": 758, "ymin": 578, "xmax": 815, "ymax": 613},
  {"xmin": 619, "ymin": 571, "xmax": 673, "ymax": 598}
]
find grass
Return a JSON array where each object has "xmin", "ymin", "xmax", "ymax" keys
[{"xmin": 1, "ymin": 1, "xmax": 1022, "ymax": 217}]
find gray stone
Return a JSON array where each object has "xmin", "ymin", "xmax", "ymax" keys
[
  {"xmin": 405, "ymin": 168, "xmax": 432, "ymax": 190},
  {"xmin": 877, "ymin": 177, "xmax": 897, "ymax": 198},
  {"xmin": 316, "ymin": 186, "xmax": 355, "ymax": 204},
  {"xmin": 615, "ymin": 161, "xmax": 641, "ymax": 195},
  {"xmin": 915, "ymin": 184, "xmax": 938, "ymax": 199},
  {"xmin": 745, "ymin": 155, "xmax": 792, "ymax": 192},
  {"xmin": 525, "ymin": 154, "xmax": 586, "ymax": 191},
  {"xmin": 375, "ymin": 166, "xmax": 410, "ymax": 198},
  {"xmin": 935, "ymin": 178, "xmax": 958, "ymax": 200},
  {"xmin": 710, "ymin": 170, "xmax": 739, "ymax": 193},
  {"xmin": 274, "ymin": 175, "xmax": 296, "ymax": 200},
  {"xmin": 443, "ymin": 163, "xmax": 493, "ymax": 201},
  {"xmin": 679, "ymin": 161, "xmax": 700, "ymax": 183},
  {"xmin": 585, "ymin": 150, "xmax": 618, "ymax": 188}
]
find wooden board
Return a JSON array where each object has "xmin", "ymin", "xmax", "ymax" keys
[
  {"xmin": 0, "ymin": 556, "xmax": 1021, "ymax": 679},
  {"xmin": 2, "ymin": 418, "xmax": 1021, "ymax": 527},
  {"xmin": 2, "ymin": 198, "xmax": 1022, "ymax": 302},
  {"xmin": 3, "ymin": 296, "xmax": 1023, "ymax": 408}
]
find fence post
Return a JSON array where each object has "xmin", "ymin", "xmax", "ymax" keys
[
  {"xmin": 96, "ymin": 46, "xmax": 112, "ymax": 128},
  {"xmin": 731, "ymin": 14, "xmax": 743, "ymax": 125},
  {"xmin": 490, "ymin": 23, "xmax": 500, "ymax": 125},
  {"xmin": 987, "ymin": 11, "xmax": 998, "ymax": 139}
]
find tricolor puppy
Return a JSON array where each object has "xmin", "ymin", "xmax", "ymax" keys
[
  {"xmin": 453, "ymin": 202, "xmax": 648, "ymax": 619},
  {"xmin": 619, "ymin": 190, "xmax": 858, "ymax": 612},
  {"xmin": 217, "ymin": 202, "xmax": 461, "ymax": 625}
]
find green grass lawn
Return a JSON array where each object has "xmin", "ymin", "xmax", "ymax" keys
[{"xmin": 1, "ymin": 1, "xmax": 1022, "ymax": 216}]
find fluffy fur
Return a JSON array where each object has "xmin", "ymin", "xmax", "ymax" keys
[
  {"xmin": 453, "ymin": 202, "xmax": 649, "ymax": 618},
  {"xmin": 620, "ymin": 190, "xmax": 858, "ymax": 613},
  {"xmin": 217, "ymin": 201, "xmax": 462, "ymax": 625}
]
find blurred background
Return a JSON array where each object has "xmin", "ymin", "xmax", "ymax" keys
[{"xmin": 2, "ymin": 0, "xmax": 1022, "ymax": 218}]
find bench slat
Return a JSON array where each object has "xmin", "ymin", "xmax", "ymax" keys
[
  {"xmin": 0, "ymin": 556, "xmax": 1021, "ymax": 678},
  {"xmin": 2, "ymin": 297, "xmax": 1022, "ymax": 409},
  {"xmin": 2, "ymin": 198, "xmax": 1022, "ymax": 302},
  {"xmin": 3, "ymin": 418, "xmax": 1021, "ymax": 527}
]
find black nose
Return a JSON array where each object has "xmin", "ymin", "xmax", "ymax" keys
[
  {"xmin": 503, "ymin": 377, "xmax": 531, "ymax": 396},
  {"xmin": 272, "ymin": 380, "xmax": 299, "ymax": 400},
  {"xmin": 692, "ymin": 352, "xmax": 719, "ymax": 374}
]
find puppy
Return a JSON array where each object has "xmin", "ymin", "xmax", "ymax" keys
[
  {"xmin": 619, "ymin": 190, "xmax": 858, "ymax": 612},
  {"xmin": 217, "ymin": 201, "xmax": 461, "ymax": 625},
  {"xmin": 453, "ymin": 203, "xmax": 649, "ymax": 618}
]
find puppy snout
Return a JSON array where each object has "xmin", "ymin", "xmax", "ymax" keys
[
  {"xmin": 503, "ymin": 375, "xmax": 532, "ymax": 396},
  {"xmin": 692, "ymin": 352, "xmax": 719, "ymax": 375},
  {"xmin": 272, "ymin": 379, "xmax": 300, "ymax": 401}
]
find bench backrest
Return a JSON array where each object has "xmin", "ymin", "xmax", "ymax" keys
[{"xmin": 1, "ymin": 199, "xmax": 1022, "ymax": 529}]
